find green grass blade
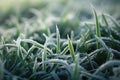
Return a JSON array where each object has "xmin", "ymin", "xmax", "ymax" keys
[
  {"xmin": 47, "ymin": 26, "xmax": 51, "ymax": 36},
  {"xmin": 92, "ymin": 7, "xmax": 101, "ymax": 48},
  {"xmin": 21, "ymin": 39, "xmax": 44, "ymax": 49},
  {"xmin": 102, "ymin": 14, "xmax": 112, "ymax": 38},
  {"xmin": 38, "ymin": 59, "xmax": 68, "ymax": 66},
  {"xmin": 56, "ymin": 25, "xmax": 61, "ymax": 53},
  {"xmin": 93, "ymin": 8, "xmax": 101, "ymax": 37},
  {"xmin": 102, "ymin": 14, "xmax": 108, "ymax": 26},
  {"xmin": 73, "ymin": 54, "xmax": 79, "ymax": 80},
  {"xmin": 42, "ymin": 49, "xmax": 47, "ymax": 71},
  {"xmin": 68, "ymin": 35, "xmax": 75, "ymax": 61},
  {"xmin": 71, "ymin": 31, "xmax": 74, "ymax": 41},
  {"xmin": 21, "ymin": 39, "xmax": 52, "ymax": 54},
  {"xmin": 16, "ymin": 38, "xmax": 24, "ymax": 60}
]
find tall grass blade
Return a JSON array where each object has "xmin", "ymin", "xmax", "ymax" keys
[
  {"xmin": 68, "ymin": 35, "xmax": 75, "ymax": 61},
  {"xmin": 92, "ymin": 7, "xmax": 101, "ymax": 48},
  {"xmin": 56, "ymin": 25, "xmax": 61, "ymax": 53},
  {"xmin": 102, "ymin": 14, "xmax": 112, "ymax": 38},
  {"xmin": 102, "ymin": 14, "xmax": 108, "ymax": 26},
  {"xmin": 73, "ymin": 54, "xmax": 79, "ymax": 80},
  {"xmin": 42, "ymin": 48, "xmax": 47, "ymax": 71},
  {"xmin": 38, "ymin": 59, "xmax": 68, "ymax": 66}
]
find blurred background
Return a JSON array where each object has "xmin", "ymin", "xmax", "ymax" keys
[{"xmin": 0, "ymin": 0, "xmax": 120, "ymax": 41}]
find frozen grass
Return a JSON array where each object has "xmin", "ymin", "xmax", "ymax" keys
[{"xmin": 0, "ymin": 3, "xmax": 120, "ymax": 80}]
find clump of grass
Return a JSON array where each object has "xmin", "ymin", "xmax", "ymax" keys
[{"xmin": 0, "ymin": 7, "xmax": 120, "ymax": 80}]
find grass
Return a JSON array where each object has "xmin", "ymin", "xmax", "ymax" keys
[
  {"xmin": 56, "ymin": 25, "xmax": 61, "ymax": 53},
  {"xmin": 0, "ymin": 14, "xmax": 120, "ymax": 80},
  {"xmin": 93, "ymin": 8, "xmax": 101, "ymax": 49},
  {"xmin": 0, "ymin": 1, "xmax": 120, "ymax": 80},
  {"xmin": 68, "ymin": 35, "xmax": 75, "ymax": 62}
]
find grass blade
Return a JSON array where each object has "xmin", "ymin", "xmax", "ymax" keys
[
  {"xmin": 73, "ymin": 54, "xmax": 79, "ymax": 80},
  {"xmin": 68, "ymin": 35, "xmax": 75, "ymax": 61},
  {"xmin": 21, "ymin": 39, "xmax": 52, "ymax": 54},
  {"xmin": 56, "ymin": 25, "xmax": 61, "ymax": 53},
  {"xmin": 92, "ymin": 7, "xmax": 101, "ymax": 48},
  {"xmin": 38, "ymin": 59, "xmax": 68, "ymax": 66},
  {"xmin": 102, "ymin": 14, "xmax": 112, "ymax": 38},
  {"xmin": 102, "ymin": 14, "xmax": 108, "ymax": 26},
  {"xmin": 42, "ymin": 48, "xmax": 47, "ymax": 71}
]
